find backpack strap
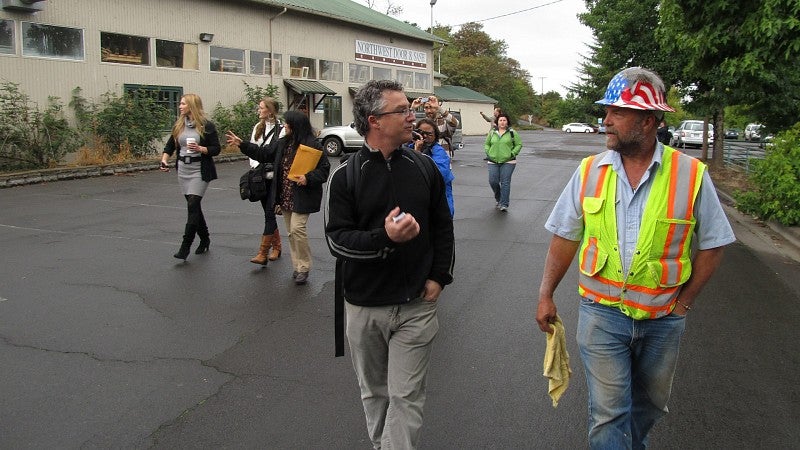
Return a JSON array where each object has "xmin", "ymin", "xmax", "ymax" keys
[
  {"xmin": 335, "ymin": 150, "xmax": 362, "ymax": 357},
  {"xmin": 402, "ymin": 147, "xmax": 434, "ymax": 189}
]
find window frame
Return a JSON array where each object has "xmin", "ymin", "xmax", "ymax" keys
[
  {"xmin": 0, "ymin": 19, "xmax": 15, "ymax": 56},
  {"xmin": 100, "ymin": 31, "xmax": 150, "ymax": 66},
  {"xmin": 155, "ymin": 38, "xmax": 198, "ymax": 70},
  {"xmin": 21, "ymin": 21, "xmax": 84, "ymax": 61},
  {"xmin": 210, "ymin": 45, "xmax": 245, "ymax": 74}
]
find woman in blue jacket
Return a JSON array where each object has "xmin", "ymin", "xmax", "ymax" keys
[
  {"xmin": 411, "ymin": 118, "xmax": 455, "ymax": 217},
  {"xmin": 484, "ymin": 113, "xmax": 522, "ymax": 212}
]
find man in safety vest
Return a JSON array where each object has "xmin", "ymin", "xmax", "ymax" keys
[{"xmin": 535, "ymin": 67, "xmax": 735, "ymax": 448}]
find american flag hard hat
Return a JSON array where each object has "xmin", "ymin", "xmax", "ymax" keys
[{"xmin": 595, "ymin": 68, "xmax": 675, "ymax": 112}]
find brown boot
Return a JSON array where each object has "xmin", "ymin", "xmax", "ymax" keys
[
  {"xmin": 250, "ymin": 234, "xmax": 272, "ymax": 265},
  {"xmin": 268, "ymin": 229, "xmax": 282, "ymax": 261}
]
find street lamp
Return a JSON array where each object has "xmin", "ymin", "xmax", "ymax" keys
[{"xmin": 430, "ymin": 0, "xmax": 437, "ymax": 34}]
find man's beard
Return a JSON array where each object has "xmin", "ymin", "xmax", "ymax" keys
[{"xmin": 608, "ymin": 125, "xmax": 648, "ymax": 157}]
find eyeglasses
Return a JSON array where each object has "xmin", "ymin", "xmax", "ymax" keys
[
  {"xmin": 416, "ymin": 130, "xmax": 434, "ymax": 136},
  {"xmin": 374, "ymin": 108, "xmax": 415, "ymax": 117}
]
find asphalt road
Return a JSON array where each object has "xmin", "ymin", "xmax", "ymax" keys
[{"xmin": 1, "ymin": 130, "xmax": 798, "ymax": 448}]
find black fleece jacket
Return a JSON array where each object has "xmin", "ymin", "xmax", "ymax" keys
[{"xmin": 324, "ymin": 145, "xmax": 455, "ymax": 306}]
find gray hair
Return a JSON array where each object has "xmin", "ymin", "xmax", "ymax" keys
[
  {"xmin": 617, "ymin": 67, "xmax": 667, "ymax": 95},
  {"xmin": 618, "ymin": 67, "xmax": 668, "ymax": 121},
  {"xmin": 352, "ymin": 79, "xmax": 404, "ymax": 136}
]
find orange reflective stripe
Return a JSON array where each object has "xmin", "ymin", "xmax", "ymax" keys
[
  {"xmin": 594, "ymin": 165, "xmax": 609, "ymax": 197},
  {"xmin": 624, "ymin": 283, "xmax": 679, "ymax": 297},
  {"xmin": 622, "ymin": 298, "xmax": 673, "ymax": 315},
  {"xmin": 684, "ymin": 156, "xmax": 700, "ymax": 219}
]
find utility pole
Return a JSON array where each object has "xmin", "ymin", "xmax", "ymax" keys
[{"xmin": 538, "ymin": 76, "xmax": 546, "ymax": 116}]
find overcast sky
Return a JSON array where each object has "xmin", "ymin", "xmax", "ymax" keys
[{"xmin": 394, "ymin": 0, "xmax": 595, "ymax": 96}]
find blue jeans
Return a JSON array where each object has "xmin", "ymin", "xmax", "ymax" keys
[
  {"xmin": 487, "ymin": 162, "xmax": 515, "ymax": 208},
  {"xmin": 576, "ymin": 299, "xmax": 686, "ymax": 450}
]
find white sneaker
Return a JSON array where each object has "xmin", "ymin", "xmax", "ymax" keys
[{"xmin": 499, "ymin": 206, "xmax": 508, "ymax": 212}]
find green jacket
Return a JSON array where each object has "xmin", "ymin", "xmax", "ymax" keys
[{"xmin": 484, "ymin": 129, "xmax": 522, "ymax": 164}]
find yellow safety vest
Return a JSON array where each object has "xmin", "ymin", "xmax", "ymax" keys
[{"xmin": 577, "ymin": 146, "xmax": 705, "ymax": 319}]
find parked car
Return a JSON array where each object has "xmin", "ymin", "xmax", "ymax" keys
[
  {"xmin": 561, "ymin": 123, "xmax": 596, "ymax": 133},
  {"xmin": 670, "ymin": 120, "xmax": 714, "ymax": 148},
  {"xmin": 317, "ymin": 122, "xmax": 363, "ymax": 157},
  {"xmin": 317, "ymin": 110, "xmax": 464, "ymax": 157},
  {"xmin": 597, "ymin": 125, "xmax": 606, "ymax": 134},
  {"xmin": 744, "ymin": 123, "xmax": 764, "ymax": 141},
  {"xmin": 724, "ymin": 128, "xmax": 740, "ymax": 140}
]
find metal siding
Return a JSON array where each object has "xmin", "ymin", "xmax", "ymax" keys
[{"xmin": 0, "ymin": 0, "xmax": 435, "ymax": 130}]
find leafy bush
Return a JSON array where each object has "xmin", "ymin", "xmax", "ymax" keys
[
  {"xmin": 71, "ymin": 88, "xmax": 170, "ymax": 159},
  {"xmin": 212, "ymin": 82, "xmax": 280, "ymax": 149},
  {"xmin": 735, "ymin": 123, "xmax": 800, "ymax": 226},
  {"xmin": 0, "ymin": 82, "xmax": 82, "ymax": 171}
]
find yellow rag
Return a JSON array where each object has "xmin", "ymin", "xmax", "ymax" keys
[{"xmin": 542, "ymin": 314, "xmax": 571, "ymax": 408}]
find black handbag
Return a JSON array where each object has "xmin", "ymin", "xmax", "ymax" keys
[{"xmin": 239, "ymin": 163, "xmax": 272, "ymax": 202}]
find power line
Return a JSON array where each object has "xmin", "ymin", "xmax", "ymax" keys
[{"xmin": 452, "ymin": 0, "xmax": 565, "ymax": 27}]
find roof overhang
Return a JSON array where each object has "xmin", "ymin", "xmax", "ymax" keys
[{"xmin": 284, "ymin": 79, "xmax": 336, "ymax": 95}]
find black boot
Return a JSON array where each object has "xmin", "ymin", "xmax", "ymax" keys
[
  {"xmin": 195, "ymin": 222, "xmax": 210, "ymax": 255},
  {"xmin": 174, "ymin": 224, "xmax": 196, "ymax": 260}
]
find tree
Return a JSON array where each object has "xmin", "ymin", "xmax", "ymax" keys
[
  {"xmin": 435, "ymin": 22, "xmax": 536, "ymax": 120},
  {"xmin": 363, "ymin": 0, "xmax": 402, "ymax": 16},
  {"xmin": 571, "ymin": 0, "xmax": 679, "ymax": 120},
  {"xmin": 658, "ymin": 0, "xmax": 800, "ymax": 166}
]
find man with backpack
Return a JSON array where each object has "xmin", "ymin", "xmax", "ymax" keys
[{"xmin": 324, "ymin": 80, "xmax": 455, "ymax": 449}]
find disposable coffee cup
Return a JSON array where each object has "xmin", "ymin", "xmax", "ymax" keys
[{"xmin": 186, "ymin": 137, "xmax": 197, "ymax": 153}]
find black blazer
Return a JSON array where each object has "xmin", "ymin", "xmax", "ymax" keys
[
  {"xmin": 273, "ymin": 136, "xmax": 330, "ymax": 214},
  {"xmin": 163, "ymin": 121, "xmax": 221, "ymax": 182}
]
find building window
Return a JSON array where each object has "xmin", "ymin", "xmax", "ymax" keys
[
  {"xmin": 250, "ymin": 51, "xmax": 281, "ymax": 76},
  {"xmin": 319, "ymin": 60, "xmax": 342, "ymax": 82},
  {"xmin": 210, "ymin": 46, "xmax": 244, "ymax": 73},
  {"xmin": 101, "ymin": 32, "xmax": 149, "ymax": 65},
  {"xmin": 123, "ymin": 84, "xmax": 183, "ymax": 127},
  {"xmin": 289, "ymin": 56, "xmax": 316, "ymax": 79},
  {"xmin": 0, "ymin": 19, "xmax": 14, "ymax": 55},
  {"xmin": 323, "ymin": 96, "xmax": 343, "ymax": 127},
  {"xmin": 415, "ymin": 73, "xmax": 431, "ymax": 91},
  {"xmin": 396, "ymin": 70, "xmax": 414, "ymax": 89},
  {"xmin": 155, "ymin": 39, "xmax": 198, "ymax": 69},
  {"xmin": 21, "ymin": 22, "xmax": 84, "ymax": 60},
  {"xmin": 373, "ymin": 67, "xmax": 391, "ymax": 81},
  {"xmin": 349, "ymin": 63, "xmax": 370, "ymax": 83}
]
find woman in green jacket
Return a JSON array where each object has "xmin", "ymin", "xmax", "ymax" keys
[{"xmin": 484, "ymin": 113, "xmax": 522, "ymax": 211}]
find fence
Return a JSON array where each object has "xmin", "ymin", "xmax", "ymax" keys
[{"xmin": 722, "ymin": 140, "xmax": 766, "ymax": 173}]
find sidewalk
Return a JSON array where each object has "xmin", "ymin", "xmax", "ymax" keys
[{"xmin": 717, "ymin": 188, "xmax": 800, "ymax": 263}]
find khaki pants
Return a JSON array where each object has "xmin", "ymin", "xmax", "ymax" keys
[
  {"xmin": 346, "ymin": 298, "xmax": 439, "ymax": 449},
  {"xmin": 282, "ymin": 211, "xmax": 311, "ymax": 273}
]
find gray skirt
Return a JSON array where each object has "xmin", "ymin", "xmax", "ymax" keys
[{"xmin": 177, "ymin": 159, "xmax": 209, "ymax": 196}]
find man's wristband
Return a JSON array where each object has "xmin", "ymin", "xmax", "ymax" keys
[{"xmin": 676, "ymin": 300, "xmax": 692, "ymax": 311}]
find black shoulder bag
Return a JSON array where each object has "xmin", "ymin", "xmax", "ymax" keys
[{"xmin": 239, "ymin": 124, "xmax": 279, "ymax": 202}]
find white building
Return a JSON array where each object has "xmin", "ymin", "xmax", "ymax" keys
[{"xmin": 1, "ymin": 0, "xmax": 494, "ymax": 136}]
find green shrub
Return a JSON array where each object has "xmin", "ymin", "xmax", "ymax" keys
[
  {"xmin": 72, "ymin": 88, "xmax": 171, "ymax": 159},
  {"xmin": 212, "ymin": 82, "xmax": 280, "ymax": 147},
  {"xmin": 735, "ymin": 123, "xmax": 800, "ymax": 226},
  {"xmin": 0, "ymin": 82, "xmax": 82, "ymax": 171}
]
